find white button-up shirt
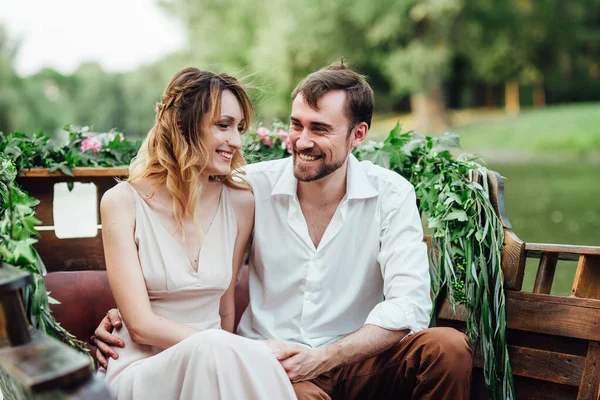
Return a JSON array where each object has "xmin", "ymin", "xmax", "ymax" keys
[{"xmin": 237, "ymin": 154, "xmax": 432, "ymax": 348}]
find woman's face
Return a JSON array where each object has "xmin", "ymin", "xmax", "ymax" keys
[{"xmin": 203, "ymin": 90, "xmax": 245, "ymax": 177}]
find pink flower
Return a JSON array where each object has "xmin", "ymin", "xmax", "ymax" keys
[
  {"xmin": 107, "ymin": 133, "xmax": 115, "ymax": 141},
  {"xmin": 261, "ymin": 136, "xmax": 274, "ymax": 147},
  {"xmin": 81, "ymin": 136, "xmax": 102, "ymax": 153},
  {"xmin": 286, "ymin": 137, "xmax": 293, "ymax": 154},
  {"xmin": 276, "ymin": 129, "xmax": 289, "ymax": 140},
  {"xmin": 256, "ymin": 127, "xmax": 269, "ymax": 139}
]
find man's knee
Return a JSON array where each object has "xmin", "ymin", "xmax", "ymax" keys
[
  {"xmin": 293, "ymin": 381, "xmax": 330, "ymax": 400},
  {"xmin": 418, "ymin": 327, "xmax": 472, "ymax": 370}
]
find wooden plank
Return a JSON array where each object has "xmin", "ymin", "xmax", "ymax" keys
[
  {"xmin": 526, "ymin": 243, "xmax": 600, "ymax": 262},
  {"xmin": 578, "ymin": 341, "xmax": 600, "ymax": 400},
  {"xmin": 506, "ymin": 292, "xmax": 600, "ymax": 342},
  {"xmin": 502, "ymin": 230, "xmax": 527, "ymax": 291},
  {"xmin": 473, "ymin": 345, "xmax": 585, "ymax": 387},
  {"xmin": 35, "ymin": 231, "xmax": 106, "ymax": 272},
  {"xmin": 487, "ymin": 171, "xmax": 512, "ymax": 230},
  {"xmin": 437, "ymin": 292, "xmax": 600, "ymax": 341},
  {"xmin": 533, "ymin": 253, "xmax": 558, "ymax": 294},
  {"xmin": 0, "ymin": 330, "xmax": 91, "ymax": 393},
  {"xmin": 572, "ymin": 256, "xmax": 600, "ymax": 300},
  {"xmin": 514, "ymin": 375, "xmax": 578, "ymax": 400},
  {"xmin": 0, "ymin": 293, "xmax": 31, "ymax": 346},
  {"xmin": 505, "ymin": 329, "xmax": 590, "ymax": 357},
  {"xmin": 19, "ymin": 167, "xmax": 128, "ymax": 177}
]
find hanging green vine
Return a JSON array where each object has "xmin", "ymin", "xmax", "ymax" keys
[{"xmin": 0, "ymin": 156, "xmax": 88, "ymax": 353}]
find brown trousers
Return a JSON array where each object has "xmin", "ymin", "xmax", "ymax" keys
[{"xmin": 293, "ymin": 327, "xmax": 472, "ymax": 400}]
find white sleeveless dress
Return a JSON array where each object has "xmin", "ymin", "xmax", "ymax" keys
[{"xmin": 103, "ymin": 183, "xmax": 296, "ymax": 400}]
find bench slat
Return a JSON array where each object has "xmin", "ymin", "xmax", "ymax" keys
[
  {"xmin": 533, "ymin": 253, "xmax": 558, "ymax": 294},
  {"xmin": 438, "ymin": 291, "xmax": 600, "ymax": 341},
  {"xmin": 572, "ymin": 256, "xmax": 600, "ymax": 300},
  {"xmin": 577, "ymin": 341, "xmax": 600, "ymax": 400},
  {"xmin": 473, "ymin": 345, "xmax": 585, "ymax": 387}
]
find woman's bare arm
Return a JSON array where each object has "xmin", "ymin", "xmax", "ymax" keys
[
  {"xmin": 101, "ymin": 183, "xmax": 199, "ymax": 348},
  {"xmin": 219, "ymin": 186, "xmax": 255, "ymax": 333}
]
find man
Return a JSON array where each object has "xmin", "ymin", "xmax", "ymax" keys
[{"xmin": 94, "ymin": 62, "xmax": 472, "ymax": 399}]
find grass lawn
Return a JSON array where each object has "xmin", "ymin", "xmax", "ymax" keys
[{"xmin": 370, "ymin": 102, "xmax": 600, "ymax": 156}]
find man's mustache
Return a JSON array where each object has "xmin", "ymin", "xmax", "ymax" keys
[{"xmin": 294, "ymin": 148, "xmax": 324, "ymax": 157}]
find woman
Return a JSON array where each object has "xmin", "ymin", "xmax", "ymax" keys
[{"xmin": 101, "ymin": 67, "xmax": 296, "ymax": 399}]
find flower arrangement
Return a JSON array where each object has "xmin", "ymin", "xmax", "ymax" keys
[
  {"xmin": 0, "ymin": 125, "xmax": 141, "ymax": 177},
  {"xmin": 242, "ymin": 121, "xmax": 292, "ymax": 163}
]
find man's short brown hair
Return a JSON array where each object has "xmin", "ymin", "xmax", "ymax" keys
[{"xmin": 292, "ymin": 61, "xmax": 374, "ymax": 128}]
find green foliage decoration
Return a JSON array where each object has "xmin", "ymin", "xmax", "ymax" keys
[
  {"xmin": 0, "ymin": 156, "xmax": 88, "ymax": 353},
  {"xmin": 0, "ymin": 125, "xmax": 141, "ymax": 354},
  {"xmin": 0, "ymin": 125, "xmax": 142, "ymax": 177}
]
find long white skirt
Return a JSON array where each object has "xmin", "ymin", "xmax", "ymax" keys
[{"xmin": 108, "ymin": 330, "xmax": 296, "ymax": 400}]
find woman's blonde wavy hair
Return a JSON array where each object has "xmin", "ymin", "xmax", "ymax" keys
[{"xmin": 128, "ymin": 67, "xmax": 252, "ymax": 239}]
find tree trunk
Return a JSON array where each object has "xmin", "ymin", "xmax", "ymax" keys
[
  {"xmin": 410, "ymin": 80, "xmax": 449, "ymax": 133},
  {"xmin": 533, "ymin": 85, "xmax": 546, "ymax": 107},
  {"xmin": 505, "ymin": 81, "xmax": 520, "ymax": 116},
  {"xmin": 485, "ymin": 86, "xmax": 496, "ymax": 107}
]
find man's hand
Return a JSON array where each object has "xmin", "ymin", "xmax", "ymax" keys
[
  {"xmin": 91, "ymin": 309, "xmax": 124, "ymax": 369},
  {"xmin": 262, "ymin": 339, "xmax": 302, "ymax": 361},
  {"xmin": 278, "ymin": 346, "xmax": 332, "ymax": 383}
]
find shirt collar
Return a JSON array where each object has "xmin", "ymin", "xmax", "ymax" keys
[
  {"xmin": 270, "ymin": 154, "xmax": 379, "ymax": 199},
  {"xmin": 346, "ymin": 154, "xmax": 379, "ymax": 200},
  {"xmin": 271, "ymin": 158, "xmax": 297, "ymax": 196}
]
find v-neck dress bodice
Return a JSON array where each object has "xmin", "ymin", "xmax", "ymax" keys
[{"xmin": 134, "ymin": 183, "xmax": 234, "ymax": 300}]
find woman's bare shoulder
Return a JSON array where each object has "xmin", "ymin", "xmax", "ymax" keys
[
  {"xmin": 226, "ymin": 185, "xmax": 255, "ymax": 212},
  {"xmin": 100, "ymin": 181, "xmax": 136, "ymax": 215},
  {"xmin": 226, "ymin": 185, "xmax": 255, "ymax": 229}
]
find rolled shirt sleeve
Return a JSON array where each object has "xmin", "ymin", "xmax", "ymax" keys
[{"xmin": 364, "ymin": 187, "xmax": 432, "ymax": 333}]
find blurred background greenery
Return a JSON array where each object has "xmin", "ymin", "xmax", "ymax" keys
[{"xmin": 1, "ymin": 0, "xmax": 599, "ymax": 294}]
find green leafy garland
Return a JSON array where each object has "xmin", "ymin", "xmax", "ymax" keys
[
  {"xmin": 354, "ymin": 124, "xmax": 513, "ymax": 400},
  {"xmin": 0, "ymin": 125, "xmax": 140, "ymax": 353},
  {"xmin": 0, "ymin": 156, "xmax": 88, "ymax": 353},
  {"xmin": 0, "ymin": 125, "xmax": 141, "ymax": 176},
  {"xmin": 0, "ymin": 123, "xmax": 514, "ymax": 398}
]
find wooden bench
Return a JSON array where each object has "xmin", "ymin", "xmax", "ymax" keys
[
  {"xmin": 436, "ymin": 172, "xmax": 600, "ymax": 399},
  {"xmin": 5, "ymin": 168, "xmax": 600, "ymax": 399}
]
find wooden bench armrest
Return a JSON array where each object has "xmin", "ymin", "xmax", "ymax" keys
[{"xmin": 524, "ymin": 243, "xmax": 600, "ymax": 261}]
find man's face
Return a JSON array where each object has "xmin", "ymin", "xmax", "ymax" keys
[{"xmin": 289, "ymin": 91, "xmax": 354, "ymax": 182}]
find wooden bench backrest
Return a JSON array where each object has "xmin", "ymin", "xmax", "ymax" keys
[
  {"xmin": 437, "ymin": 171, "xmax": 600, "ymax": 400},
  {"xmin": 16, "ymin": 168, "xmax": 126, "ymax": 272}
]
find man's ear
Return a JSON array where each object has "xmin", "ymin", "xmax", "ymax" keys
[{"xmin": 350, "ymin": 122, "xmax": 369, "ymax": 149}]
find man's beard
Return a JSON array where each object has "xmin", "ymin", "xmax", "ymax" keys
[{"xmin": 293, "ymin": 147, "xmax": 350, "ymax": 182}]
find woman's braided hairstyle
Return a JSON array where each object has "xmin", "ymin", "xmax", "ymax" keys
[{"xmin": 128, "ymin": 67, "xmax": 252, "ymax": 240}]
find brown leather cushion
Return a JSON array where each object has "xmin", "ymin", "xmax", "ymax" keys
[
  {"xmin": 44, "ymin": 271, "xmax": 117, "ymax": 356},
  {"xmin": 44, "ymin": 266, "xmax": 251, "ymax": 357}
]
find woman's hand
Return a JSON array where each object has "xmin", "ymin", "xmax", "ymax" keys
[{"xmin": 91, "ymin": 309, "xmax": 124, "ymax": 369}]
